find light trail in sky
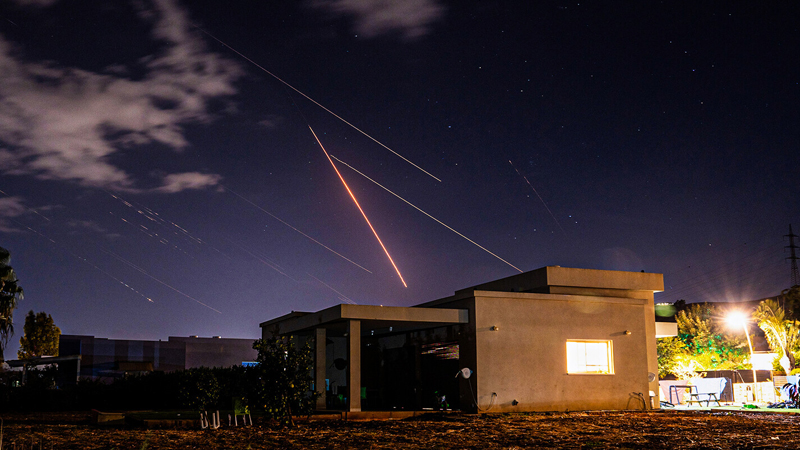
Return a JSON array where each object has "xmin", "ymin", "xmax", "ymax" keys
[
  {"xmin": 106, "ymin": 191, "xmax": 202, "ymax": 244},
  {"xmin": 222, "ymin": 185, "xmax": 372, "ymax": 273},
  {"xmin": 223, "ymin": 236, "xmax": 296, "ymax": 281},
  {"xmin": 331, "ymin": 155, "xmax": 523, "ymax": 273},
  {"xmin": 192, "ymin": 25, "xmax": 441, "ymax": 183},
  {"xmin": 10, "ymin": 219, "xmax": 154, "ymax": 303},
  {"xmin": 109, "ymin": 211, "xmax": 193, "ymax": 257},
  {"xmin": 105, "ymin": 191, "xmax": 231, "ymax": 260},
  {"xmin": 100, "ymin": 249, "xmax": 222, "ymax": 314},
  {"xmin": 508, "ymin": 160, "xmax": 566, "ymax": 236},
  {"xmin": 0, "ymin": 188, "xmax": 51, "ymax": 222},
  {"xmin": 309, "ymin": 126, "xmax": 408, "ymax": 287},
  {"xmin": 307, "ymin": 273, "xmax": 356, "ymax": 304}
]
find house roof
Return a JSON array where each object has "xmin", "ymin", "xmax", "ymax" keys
[
  {"xmin": 419, "ymin": 266, "xmax": 664, "ymax": 307},
  {"xmin": 259, "ymin": 303, "xmax": 468, "ymax": 336},
  {"xmin": 260, "ymin": 266, "xmax": 665, "ymax": 336}
]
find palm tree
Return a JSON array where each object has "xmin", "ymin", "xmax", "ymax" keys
[
  {"xmin": 753, "ymin": 299, "xmax": 800, "ymax": 375},
  {"xmin": 0, "ymin": 246, "xmax": 24, "ymax": 362}
]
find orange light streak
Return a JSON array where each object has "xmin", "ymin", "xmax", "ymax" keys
[
  {"xmin": 192, "ymin": 25, "xmax": 440, "ymax": 182},
  {"xmin": 223, "ymin": 185, "xmax": 372, "ymax": 273},
  {"xmin": 309, "ymin": 126, "xmax": 407, "ymax": 287},
  {"xmin": 331, "ymin": 155, "xmax": 523, "ymax": 273}
]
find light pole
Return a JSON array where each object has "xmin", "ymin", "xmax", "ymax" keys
[{"xmin": 727, "ymin": 312, "xmax": 759, "ymax": 403}]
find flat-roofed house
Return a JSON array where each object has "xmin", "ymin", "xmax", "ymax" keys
[{"xmin": 260, "ymin": 266, "xmax": 665, "ymax": 413}]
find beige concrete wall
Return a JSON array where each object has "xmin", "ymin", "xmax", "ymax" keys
[{"xmin": 472, "ymin": 292, "xmax": 652, "ymax": 412}]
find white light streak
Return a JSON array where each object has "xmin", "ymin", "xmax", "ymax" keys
[
  {"xmin": 309, "ymin": 126, "xmax": 408, "ymax": 287},
  {"xmin": 331, "ymin": 154, "xmax": 523, "ymax": 273},
  {"xmin": 192, "ymin": 25, "xmax": 441, "ymax": 182},
  {"xmin": 222, "ymin": 185, "xmax": 372, "ymax": 273}
]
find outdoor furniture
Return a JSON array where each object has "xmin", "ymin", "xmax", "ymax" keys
[
  {"xmin": 686, "ymin": 377, "xmax": 727, "ymax": 407},
  {"xmin": 233, "ymin": 398, "xmax": 252, "ymax": 426},
  {"xmin": 668, "ymin": 385, "xmax": 697, "ymax": 405}
]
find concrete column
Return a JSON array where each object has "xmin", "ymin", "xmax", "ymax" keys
[
  {"xmin": 347, "ymin": 320, "xmax": 361, "ymax": 412},
  {"xmin": 315, "ymin": 328, "xmax": 327, "ymax": 410}
]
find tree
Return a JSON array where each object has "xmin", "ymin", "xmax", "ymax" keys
[
  {"xmin": 656, "ymin": 336, "xmax": 688, "ymax": 379},
  {"xmin": 18, "ymin": 310, "xmax": 61, "ymax": 359},
  {"xmin": 0, "ymin": 246, "xmax": 24, "ymax": 362},
  {"xmin": 252, "ymin": 335, "xmax": 319, "ymax": 427},
  {"xmin": 753, "ymin": 299, "xmax": 800, "ymax": 375},
  {"xmin": 669, "ymin": 303, "xmax": 749, "ymax": 373},
  {"xmin": 178, "ymin": 367, "xmax": 220, "ymax": 411},
  {"xmin": 780, "ymin": 285, "xmax": 800, "ymax": 320}
]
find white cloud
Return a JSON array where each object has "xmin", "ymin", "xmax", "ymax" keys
[
  {"xmin": 258, "ymin": 115, "xmax": 282, "ymax": 129},
  {"xmin": 0, "ymin": 0, "xmax": 242, "ymax": 192},
  {"xmin": 313, "ymin": 0, "xmax": 445, "ymax": 39},
  {"xmin": 154, "ymin": 172, "xmax": 223, "ymax": 193}
]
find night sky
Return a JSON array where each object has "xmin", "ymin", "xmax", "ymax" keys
[{"xmin": 1, "ymin": 0, "xmax": 797, "ymax": 357}]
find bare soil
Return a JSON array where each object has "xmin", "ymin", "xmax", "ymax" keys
[{"xmin": 1, "ymin": 410, "xmax": 799, "ymax": 449}]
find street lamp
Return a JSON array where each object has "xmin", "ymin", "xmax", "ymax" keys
[{"xmin": 726, "ymin": 311, "xmax": 759, "ymax": 403}]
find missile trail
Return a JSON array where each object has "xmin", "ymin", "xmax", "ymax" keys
[
  {"xmin": 307, "ymin": 273, "xmax": 357, "ymax": 304},
  {"xmin": 109, "ymin": 211, "xmax": 194, "ymax": 257},
  {"xmin": 222, "ymin": 185, "xmax": 372, "ymax": 273},
  {"xmin": 223, "ymin": 236, "xmax": 296, "ymax": 281},
  {"xmin": 192, "ymin": 24, "xmax": 440, "ymax": 183},
  {"xmin": 508, "ymin": 160, "xmax": 566, "ymax": 236},
  {"xmin": 105, "ymin": 191, "xmax": 232, "ymax": 259},
  {"xmin": 309, "ymin": 126, "xmax": 407, "ymax": 287},
  {"xmin": 331, "ymin": 155, "xmax": 523, "ymax": 273},
  {"xmin": 10, "ymin": 219, "xmax": 154, "ymax": 303},
  {"xmin": 0, "ymin": 188, "xmax": 51, "ymax": 222},
  {"xmin": 100, "ymin": 249, "xmax": 222, "ymax": 314}
]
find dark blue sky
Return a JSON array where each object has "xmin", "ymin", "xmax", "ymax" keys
[{"xmin": 0, "ymin": 0, "xmax": 797, "ymax": 357}]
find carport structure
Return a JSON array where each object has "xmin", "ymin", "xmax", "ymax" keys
[{"xmin": 260, "ymin": 304, "xmax": 469, "ymax": 412}]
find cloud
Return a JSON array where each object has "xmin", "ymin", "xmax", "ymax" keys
[
  {"xmin": 153, "ymin": 172, "xmax": 223, "ymax": 193},
  {"xmin": 65, "ymin": 219, "xmax": 109, "ymax": 234},
  {"xmin": 0, "ymin": 196, "xmax": 28, "ymax": 232},
  {"xmin": 312, "ymin": 0, "xmax": 445, "ymax": 39},
  {"xmin": 258, "ymin": 115, "xmax": 283, "ymax": 129},
  {"xmin": 0, "ymin": 0, "xmax": 242, "ymax": 192}
]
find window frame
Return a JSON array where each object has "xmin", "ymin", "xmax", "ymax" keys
[{"xmin": 566, "ymin": 339, "xmax": 614, "ymax": 375}]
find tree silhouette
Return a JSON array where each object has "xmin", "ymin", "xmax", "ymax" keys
[
  {"xmin": 0, "ymin": 245, "xmax": 24, "ymax": 362},
  {"xmin": 18, "ymin": 310, "xmax": 61, "ymax": 359}
]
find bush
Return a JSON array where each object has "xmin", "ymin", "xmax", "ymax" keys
[
  {"xmin": 0, "ymin": 366, "xmax": 253, "ymax": 412},
  {"xmin": 252, "ymin": 336, "xmax": 319, "ymax": 426}
]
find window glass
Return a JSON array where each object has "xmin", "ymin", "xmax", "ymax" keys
[{"xmin": 566, "ymin": 340, "xmax": 613, "ymax": 374}]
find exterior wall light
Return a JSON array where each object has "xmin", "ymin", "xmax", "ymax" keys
[
  {"xmin": 624, "ymin": 330, "xmax": 632, "ymax": 335},
  {"xmin": 491, "ymin": 325, "xmax": 500, "ymax": 331}
]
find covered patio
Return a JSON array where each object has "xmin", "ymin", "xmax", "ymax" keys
[{"xmin": 260, "ymin": 304, "xmax": 469, "ymax": 412}]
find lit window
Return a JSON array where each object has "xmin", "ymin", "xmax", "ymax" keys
[{"xmin": 566, "ymin": 340, "xmax": 613, "ymax": 374}]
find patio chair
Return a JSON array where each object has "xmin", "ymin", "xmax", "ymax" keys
[
  {"xmin": 233, "ymin": 398, "xmax": 252, "ymax": 426},
  {"xmin": 686, "ymin": 377, "xmax": 727, "ymax": 407}
]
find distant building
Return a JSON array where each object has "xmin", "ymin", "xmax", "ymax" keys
[
  {"xmin": 261, "ymin": 266, "xmax": 666, "ymax": 413},
  {"xmin": 58, "ymin": 335, "xmax": 258, "ymax": 379}
]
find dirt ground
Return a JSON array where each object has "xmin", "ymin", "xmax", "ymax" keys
[{"xmin": 1, "ymin": 410, "xmax": 799, "ymax": 449}]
